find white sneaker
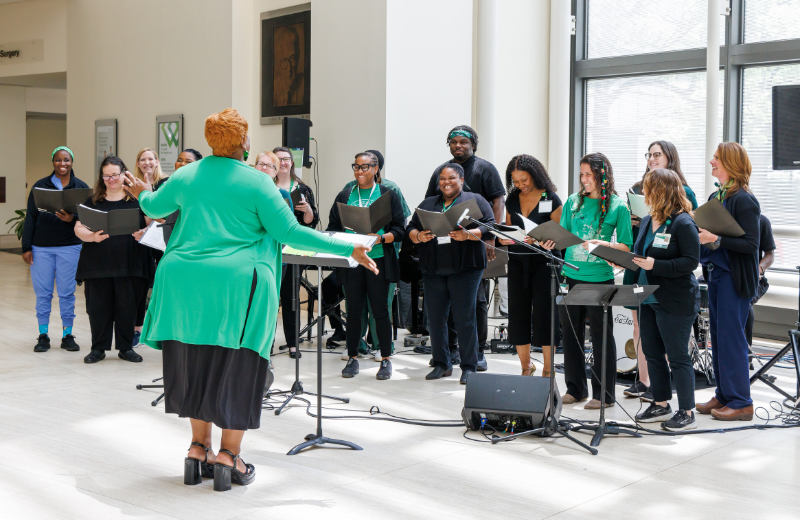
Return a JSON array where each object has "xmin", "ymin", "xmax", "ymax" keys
[
  {"xmin": 372, "ymin": 350, "xmax": 382, "ymax": 362},
  {"xmin": 340, "ymin": 351, "xmax": 350, "ymax": 361}
]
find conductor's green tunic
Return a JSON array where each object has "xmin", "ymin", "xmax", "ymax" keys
[{"xmin": 138, "ymin": 156, "xmax": 354, "ymax": 359}]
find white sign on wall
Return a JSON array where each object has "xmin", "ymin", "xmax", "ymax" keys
[
  {"xmin": 0, "ymin": 39, "xmax": 44, "ymax": 65},
  {"xmin": 156, "ymin": 115, "xmax": 183, "ymax": 176}
]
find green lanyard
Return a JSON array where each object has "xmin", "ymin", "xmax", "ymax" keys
[
  {"xmin": 289, "ymin": 179, "xmax": 295, "ymax": 193},
  {"xmin": 442, "ymin": 195, "xmax": 460, "ymax": 212}
]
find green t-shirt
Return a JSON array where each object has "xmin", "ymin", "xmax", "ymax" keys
[
  {"xmin": 346, "ymin": 184, "xmax": 385, "ymax": 259},
  {"xmin": 560, "ymin": 193, "xmax": 633, "ymax": 282}
]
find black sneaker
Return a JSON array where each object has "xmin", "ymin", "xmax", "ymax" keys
[
  {"xmin": 132, "ymin": 331, "xmax": 141, "ymax": 347},
  {"xmin": 623, "ymin": 381, "xmax": 649, "ymax": 398},
  {"xmin": 326, "ymin": 329, "xmax": 346, "ymax": 346},
  {"xmin": 449, "ymin": 347, "xmax": 461, "ymax": 366},
  {"xmin": 460, "ymin": 369, "xmax": 474, "ymax": 385},
  {"xmin": 34, "ymin": 334, "xmax": 50, "ymax": 352},
  {"xmin": 662, "ymin": 410, "xmax": 697, "ymax": 431},
  {"xmin": 61, "ymin": 334, "xmax": 80, "ymax": 352},
  {"xmin": 376, "ymin": 359, "xmax": 392, "ymax": 380},
  {"xmin": 342, "ymin": 358, "xmax": 359, "ymax": 378},
  {"xmin": 639, "ymin": 389, "xmax": 654, "ymax": 403},
  {"xmin": 635, "ymin": 402, "xmax": 673, "ymax": 423},
  {"xmin": 84, "ymin": 350, "xmax": 106, "ymax": 363},
  {"xmin": 119, "ymin": 349, "xmax": 143, "ymax": 362},
  {"xmin": 476, "ymin": 349, "xmax": 488, "ymax": 372}
]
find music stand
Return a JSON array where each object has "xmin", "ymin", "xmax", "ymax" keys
[
  {"xmin": 559, "ymin": 284, "xmax": 657, "ymax": 447},
  {"xmin": 280, "ymin": 253, "xmax": 363, "ymax": 455},
  {"xmin": 267, "ymin": 262, "xmax": 350, "ymax": 415}
]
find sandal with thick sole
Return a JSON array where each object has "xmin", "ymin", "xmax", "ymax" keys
[
  {"xmin": 214, "ymin": 449, "xmax": 256, "ymax": 491},
  {"xmin": 184, "ymin": 442, "xmax": 215, "ymax": 485}
]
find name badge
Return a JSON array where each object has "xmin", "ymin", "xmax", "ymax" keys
[
  {"xmin": 437, "ymin": 236, "xmax": 451, "ymax": 245},
  {"xmin": 559, "ymin": 283, "xmax": 568, "ymax": 294},
  {"xmin": 538, "ymin": 200, "xmax": 553, "ymax": 213},
  {"xmin": 653, "ymin": 233, "xmax": 671, "ymax": 248}
]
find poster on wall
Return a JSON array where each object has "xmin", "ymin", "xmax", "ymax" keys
[
  {"xmin": 156, "ymin": 114, "xmax": 183, "ymax": 176},
  {"xmin": 95, "ymin": 119, "xmax": 118, "ymax": 176},
  {"xmin": 260, "ymin": 4, "xmax": 311, "ymax": 125}
]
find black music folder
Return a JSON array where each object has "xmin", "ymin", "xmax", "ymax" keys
[
  {"xmin": 693, "ymin": 198, "xmax": 746, "ymax": 238},
  {"xmin": 588, "ymin": 244, "xmax": 644, "ymax": 272},
  {"xmin": 482, "ymin": 246, "xmax": 509, "ymax": 279},
  {"xmin": 494, "ymin": 219, "xmax": 583, "ymax": 251},
  {"xmin": 337, "ymin": 191, "xmax": 392, "ymax": 234},
  {"xmin": 32, "ymin": 188, "xmax": 93, "ymax": 214},
  {"xmin": 290, "ymin": 189, "xmax": 305, "ymax": 208},
  {"xmin": 77, "ymin": 204, "xmax": 140, "ymax": 236},
  {"xmin": 415, "ymin": 198, "xmax": 483, "ymax": 237}
]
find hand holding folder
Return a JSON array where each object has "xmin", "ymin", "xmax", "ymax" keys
[
  {"xmin": 33, "ymin": 187, "xmax": 93, "ymax": 215},
  {"xmin": 587, "ymin": 243, "xmax": 644, "ymax": 272},
  {"xmin": 337, "ymin": 192, "xmax": 392, "ymax": 234},
  {"xmin": 414, "ymin": 198, "xmax": 483, "ymax": 236},
  {"xmin": 77, "ymin": 204, "xmax": 141, "ymax": 236},
  {"xmin": 693, "ymin": 198, "xmax": 745, "ymax": 239},
  {"xmin": 493, "ymin": 215, "xmax": 583, "ymax": 250}
]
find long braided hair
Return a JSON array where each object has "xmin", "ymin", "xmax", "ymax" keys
[
  {"xmin": 505, "ymin": 154, "xmax": 557, "ymax": 194},
  {"xmin": 577, "ymin": 152, "xmax": 616, "ymax": 235}
]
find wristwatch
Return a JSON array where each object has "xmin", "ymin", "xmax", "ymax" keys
[{"xmin": 379, "ymin": 235, "xmax": 385, "ymax": 244}]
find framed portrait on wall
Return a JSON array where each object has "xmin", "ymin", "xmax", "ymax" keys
[
  {"xmin": 260, "ymin": 4, "xmax": 311, "ymax": 125},
  {"xmin": 95, "ymin": 119, "xmax": 118, "ymax": 176},
  {"xmin": 156, "ymin": 114, "xmax": 183, "ymax": 176}
]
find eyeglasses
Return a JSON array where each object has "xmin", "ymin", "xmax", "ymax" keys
[
  {"xmin": 278, "ymin": 157, "xmax": 293, "ymax": 163},
  {"xmin": 102, "ymin": 173, "xmax": 121, "ymax": 180},
  {"xmin": 352, "ymin": 163, "xmax": 377, "ymax": 172},
  {"xmin": 644, "ymin": 152, "xmax": 663, "ymax": 160},
  {"xmin": 256, "ymin": 162, "xmax": 277, "ymax": 171}
]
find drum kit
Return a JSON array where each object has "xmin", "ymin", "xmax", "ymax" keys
[{"xmin": 613, "ymin": 285, "xmax": 714, "ymax": 384}]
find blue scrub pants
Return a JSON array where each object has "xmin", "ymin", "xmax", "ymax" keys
[
  {"xmin": 30, "ymin": 245, "xmax": 82, "ymax": 328},
  {"xmin": 708, "ymin": 268, "xmax": 753, "ymax": 409}
]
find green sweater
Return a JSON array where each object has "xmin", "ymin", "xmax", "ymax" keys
[{"xmin": 138, "ymin": 156, "xmax": 354, "ymax": 359}]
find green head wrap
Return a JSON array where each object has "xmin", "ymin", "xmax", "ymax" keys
[
  {"xmin": 448, "ymin": 129, "xmax": 473, "ymax": 140},
  {"xmin": 51, "ymin": 146, "xmax": 74, "ymax": 161}
]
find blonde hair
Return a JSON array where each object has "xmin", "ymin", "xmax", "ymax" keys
[
  {"xmin": 255, "ymin": 151, "xmax": 280, "ymax": 179},
  {"xmin": 134, "ymin": 148, "xmax": 165, "ymax": 185},
  {"xmin": 205, "ymin": 108, "xmax": 248, "ymax": 157},
  {"xmin": 716, "ymin": 142, "xmax": 752, "ymax": 199},
  {"xmin": 643, "ymin": 169, "xmax": 692, "ymax": 224}
]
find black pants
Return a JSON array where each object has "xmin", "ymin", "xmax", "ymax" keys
[
  {"xmin": 640, "ymin": 303, "xmax": 696, "ymax": 410},
  {"xmin": 135, "ymin": 290, "xmax": 147, "ymax": 328},
  {"xmin": 558, "ymin": 277, "xmax": 617, "ymax": 403},
  {"xmin": 447, "ymin": 278, "xmax": 488, "ymax": 348},
  {"xmin": 343, "ymin": 256, "xmax": 392, "ymax": 358},
  {"xmin": 84, "ymin": 276, "xmax": 149, "ymax": 352},
  {"xmin": 279, "ymin": 266, "xmax": 297, "ymax": 348},
  {"xmin": 507, "ymin": 258, "xmax": 561, "ymax": 346},
  {"xmin": 322, "ymin": 269, "xmax": 345, "ymax": 334}
]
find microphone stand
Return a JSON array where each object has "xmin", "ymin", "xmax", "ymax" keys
[{"xmin": 460, "ymin": 216, "xmax": 597, "ymax": 455}]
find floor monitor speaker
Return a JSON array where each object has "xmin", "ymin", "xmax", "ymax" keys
[
  {"xmin": 462, "ymin": 373, "xmax": 561, "ymax": 435},
  {"xmin": 281, "ymin": 117, "xmax": 312, "ymax": 168},
  {"xmin": 772, "ymin": 85, "xmax": 800, "ymax": 170}
]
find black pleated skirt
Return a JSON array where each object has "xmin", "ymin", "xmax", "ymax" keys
[{"xmin": 161, "ymin": 340, "xmax": 269, "ymax": 430}]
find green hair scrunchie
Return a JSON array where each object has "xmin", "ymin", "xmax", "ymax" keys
[{"xmin": 51, "ymin": 146, "xmax": 74, "ymax": 160}]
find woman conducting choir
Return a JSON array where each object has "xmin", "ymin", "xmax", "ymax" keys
[
  {"xmin": 623, "ymin": 140, "xmax": 698, "ymax": 401},
  {"xmin": 407, "ymin": 163, "xmax": 496, "ymax": 384},
  {"xmin": 123, "ymin": 108, "xmax": 376, "ymax": 491},
  {"xmin": 327, "ymin": 152, "xmax": 406, "ymax": 380},
  {"xmin": 497, "ymin": 154, "xmax": 562, "ymax": 377},
  {"xmin": 696, "ymin": 142, "xmax": 760, "ymax": 421},
  {"xmin": 630, "ymin": 169, "xmax": 700, "ymax": 431},
  {"xmin": 559, "ymin": 153, "xmax": 633, "ymax": 408}
]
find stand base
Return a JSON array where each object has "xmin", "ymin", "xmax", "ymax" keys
[
  {"xmin": 287, "ymin": 434, "xmax": 363, "ymax": 455},
  {"xmin": 266, "ymin": 380, "xmax": 350, "ymax": 416},
  {"xmin": 570, "ymin": 420, "xmax": 642, "ymax": 447},
  {"xmin": 490, "ymin": 415, "xmax": 598, "ymax": 455}
]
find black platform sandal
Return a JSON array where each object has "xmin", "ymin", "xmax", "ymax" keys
[
  {"xmin": 213, "ymin": 449, "xmax": 256, "ymax": 491},
  {"xmin": 184, "ymin": 442, "xmax": 215, "ymax": 485}
]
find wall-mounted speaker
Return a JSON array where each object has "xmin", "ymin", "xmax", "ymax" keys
[
  {"xmin": 772, "ymin": 85, "xmax": 800, "ymax": 170},
  {"xmin": 281, "ymin": 117, "xmax": 312, "ymax": 168}
]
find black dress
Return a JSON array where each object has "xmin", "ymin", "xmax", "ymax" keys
[{"xmin": 505, "ymin": 190, "xmax": 563, "ymax": 347}]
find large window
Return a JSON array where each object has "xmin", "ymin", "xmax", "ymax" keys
[
  {"xmin": 744, "ymin": 0, "xmax": 800, "ymax": 44},
  {"xmin": 585, "ymin": 72, "xmax": 723, "ymax": 200}
]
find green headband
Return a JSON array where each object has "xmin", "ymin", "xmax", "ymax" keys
[
  {"xmin": 52, "ymin": 146, "xmax": 74, "ymax": 160},
  {"xmin": 448, "ymin": 129, "xmax": 473, "ymax": 140}
]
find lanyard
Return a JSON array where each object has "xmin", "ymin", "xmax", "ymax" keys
[
  {"xmin": 442, "ymin": 194, "xmax": 460, "ymax": 212},
  {"xmin": 353, "ymin": 183, "xmax": 377, "ymax": 207},
  {"xmin": 289, "ymin": 179, "xmax": 295, "ymax": 193}
]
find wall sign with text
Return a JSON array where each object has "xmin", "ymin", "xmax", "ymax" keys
[
  {"xmin": 156, "ymin": 115, "xmax": 183, "ymax": 176},
  {"xmin": 0, "ymin": 39, "xmax": 43, "ymax": 65},
  {"xmin": 95, "ymin": 119, "xmax": 118, "ymax": 176}
]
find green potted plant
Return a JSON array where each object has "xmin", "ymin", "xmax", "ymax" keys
[{"xmin": 6, "ymin": 209, "xmax": 26, "ymax": 240}]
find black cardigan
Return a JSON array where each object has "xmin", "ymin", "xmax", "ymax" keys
[
  {"xmin": 634, "ymin": 212, "xmax": 700, "ymax": 316},
  {"xmin": 700, "ymin": 189, "xmax": 761, "ymax": 299},
  {"xmin": 22, "ymin": 171, "xmax": 90, "ymax": 252},
  {"xmin": 406, "ymin": 191, "xmax": 495, "ymax": 275},
  {"xmin": 326, "ymin": 184, "xmax": 406, "ymax": 282}
]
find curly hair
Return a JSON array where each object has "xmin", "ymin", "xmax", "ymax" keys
[
  {"xmin": 715, "ymin": 142, "xmax": 752, "ymax": 199},
  {"xmin": 205, "ymin": 108, "xmax": 248, "ymax": 157},
  {"xmin": 505, "ymin": 154, "xmax": 557, "ymax": 194},
  {"xmin": 446, "ymin": 125, "xmax": 478, "ymax": 152},
  {"xmin": 643, "ymin": 168, "xmax": 692, "ymax": 224},
  {"xmin": 577, "ymin": 152, "xmax": 617, "ymax": 235}
]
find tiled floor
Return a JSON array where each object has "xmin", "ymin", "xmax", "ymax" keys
[{"xmin": 1, "ymin": 251, "xmax": 798, "ymax": 519}]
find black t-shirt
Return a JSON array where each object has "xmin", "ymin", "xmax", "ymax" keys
[
  {"xmin": 424, "ymin": 155, "xmax": 506, "ymax": 204},
  {"xmin": 758, "ymin": 214, "xmax": 776, "ymax": 260},
  {"xmin": 506, "ymin": 190, "xmax": 563, "ymax": 264},
  {"xmin": 75, "ymin": 197, "xmax": 153, "ymax": 281}
]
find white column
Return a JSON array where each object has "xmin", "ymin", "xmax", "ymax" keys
[
  {"xmin": 705, "ymin": 0, "xmax": 723, "ymax": 198},
  {"xmin": 476, "ymin": 0, "xmax": 498, "ymax": 167},
  {"xmin": 548, "ymin": 0, "xmax": 572, "ymax": 193}
]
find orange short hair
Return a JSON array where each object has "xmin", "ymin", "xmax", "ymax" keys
[{"xmin": 204, "ymin": 108, "xmax": 248, "ymax": 157}]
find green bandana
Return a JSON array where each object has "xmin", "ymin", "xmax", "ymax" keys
[
  {"xmin": 448, "ymin": 129, "xmax": 472, "ymax": 140},
  {"xmin": 51, "ymin": 146, "xmax": 74, "ymax": 160}
]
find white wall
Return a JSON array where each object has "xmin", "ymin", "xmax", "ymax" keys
[
  {"xmin": 0, "ymin": 85, "xmax": 27, "ymax": 226},
  {"xmin": 385, "ymin": 0, "xmax": 473, "ymax": 209},
  {"xmin": 0, "ymin": 0, "xmax": 67, "ymax": 79},
  {"xmin": 26, "ymin": 118, "xmax": 67, "ymax": 194},
  {"xmin": 26, "ymin": 87, "xmax": 66, "ymax": 113},
  {"xmin": 65, "ymin": 0, "xmax": 234, "ymax": 175}
]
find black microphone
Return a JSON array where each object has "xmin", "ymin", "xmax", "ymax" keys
[{"xmin": 456, "ymin": 208, "xmax": 470, "ymax": 228}]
